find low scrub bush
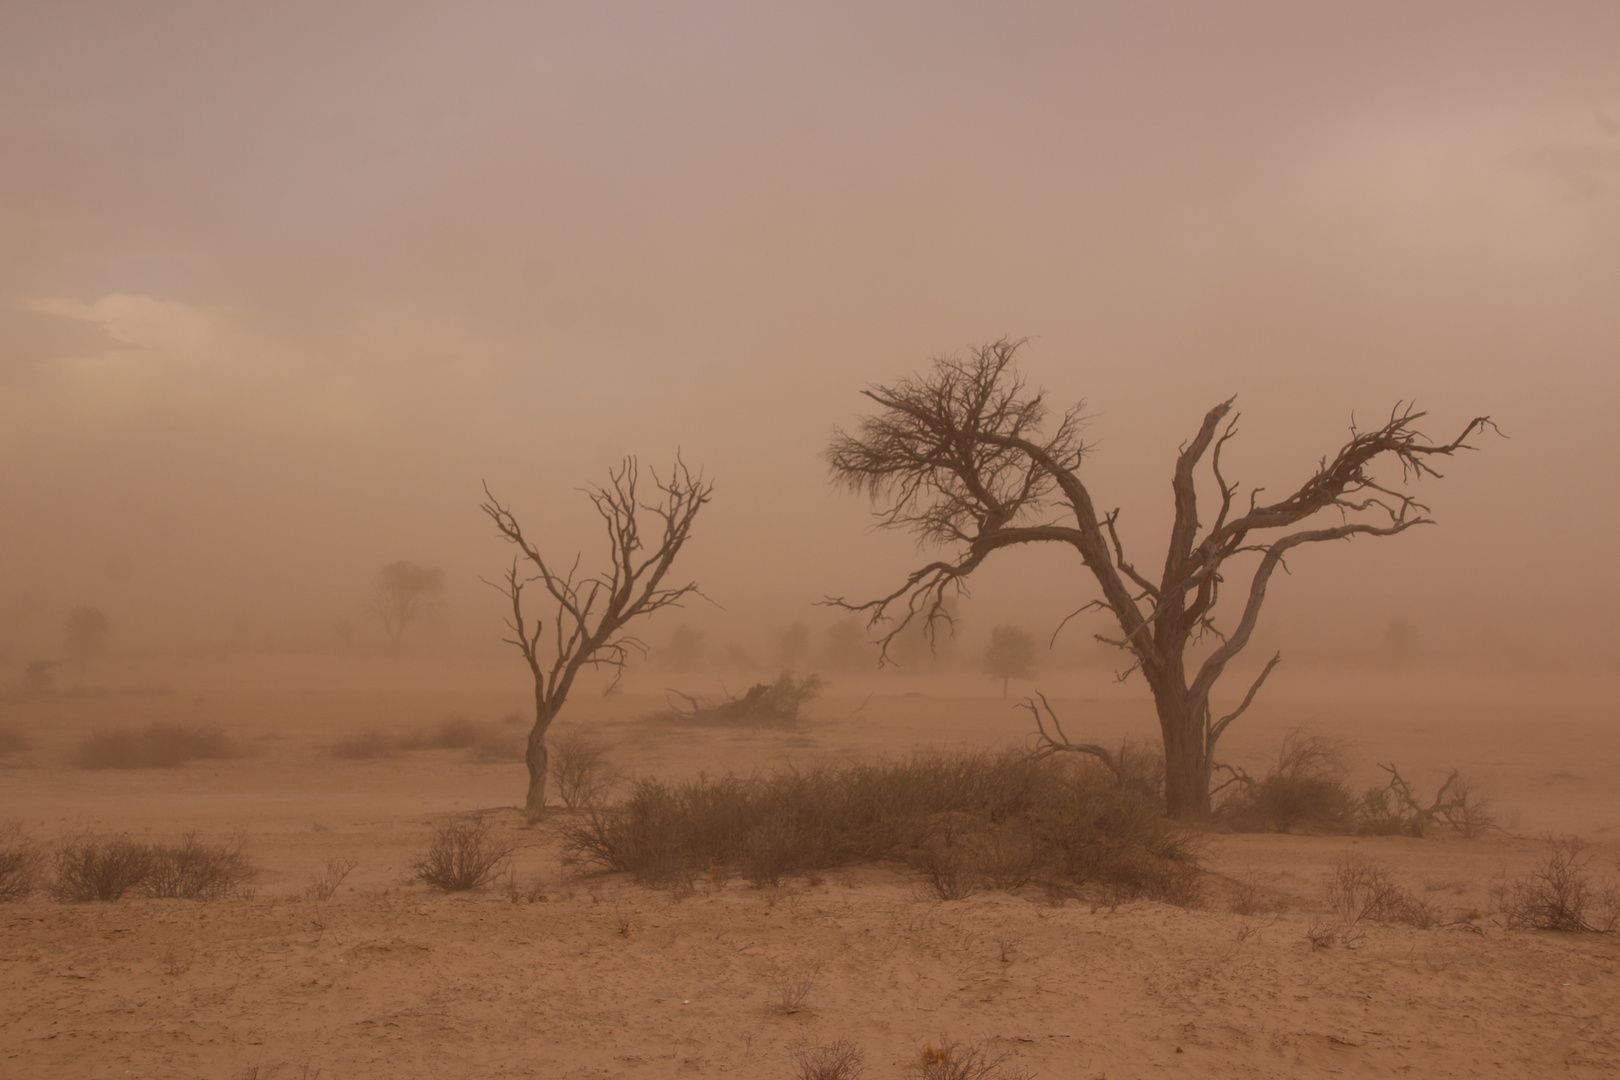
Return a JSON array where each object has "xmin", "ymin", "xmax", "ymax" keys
[
  {"xmin": 551, "ymin": 730, "xmax": 616, "ymax": 808},
  {"xmin": 1326, "ymin": 852, "xmax": 1452, "ymax": 929},
  {"xmin": 139, "ymin": 834, "xmax": 255, "ymax": 899},
  {"xmin": 412, "ymin": 817, "xmax": 516, "ymax": 892},
  {"xmin": 1215, "ymin": 730, "xmax": 1493, "ymax": 838},
  {"xmin": 304, "ymin": 856, "xmax": 359, "ymax": 901},
  {"xmin": 662, "ymin": 672, "xmax": 826, "ymax": 728},
  {"xmin": 564, "ymin": 750, "xmax": 1200, "ymax": 903},
  {"xmin": 913, "ymin": 1038, "xmax": 1032, "ymax": 1080},
  {"xmin": 0, "ymin": 822, "xmax": 42, "ymax": 901},
  {"xmin": 791, "ymin": 1038, "xmax": 865, "ymax": 1080},
  {"xmin": 73, "ymin": 722, "xmax": 236, "ymax": 769},
  {"xmin": 1493, "ymin": 836, "xmax": 1620, "ymax": 933},
  {"xmin": 50, "ymin": 833, "xmax": 255, "ymax": 901}
]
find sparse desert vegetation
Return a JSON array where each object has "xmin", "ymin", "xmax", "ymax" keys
[
  {"xmin": 71, "ymin": 722, "xmax": 237, "ymax": 769},
  {"xmin": 0, "ymin": 656, "xmax": 1616, "ymax": 1080}
]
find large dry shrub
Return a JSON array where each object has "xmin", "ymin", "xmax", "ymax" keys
[
  {"xmin": 564, "ymin": 750, "xmax": 1199, "ymax": 902},
  {"xmin": 0, "ymin": 822, "xmax": 42, "ymax": 901},
  {"xmin": 138, "ymin": 834, "xmax": 255, "ymax": 899},
  {"xmin": 50, "ymin": 833, "xmax": 254, "ymax": 901},
  {"xmin": 73, "ymin": 723, "xmax": 237, "ymax": 769},
  {"xmin": 1493, "ymin": 836, "xmax": 1620, "ymax": 933},
  {"xmin": 412, "ymin": 817, "xmax": 516, "ymax": 892},
  {"xmin": 51, "ymin": 836, "xmax": 157, "ymax": 901}
]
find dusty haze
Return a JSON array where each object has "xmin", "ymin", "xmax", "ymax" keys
[{"xmin": 2, "ymin": 2, "xmax": 1618, "ymax": 669}]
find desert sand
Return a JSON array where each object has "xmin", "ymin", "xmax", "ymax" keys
[{"xmin": 2, "ymin": 653, "xmax": 1618, "ymax": 1079}]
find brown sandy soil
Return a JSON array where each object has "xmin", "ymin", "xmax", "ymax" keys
[{"xmin": 2, "ymin": 654, "xmax": 1619, "ymax": 1079}]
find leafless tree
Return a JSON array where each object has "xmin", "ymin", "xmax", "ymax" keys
[
  {"xmin": 369, "ymin": 561, "xmax": 445, "ymax": 645},
  {"xmin": 826, "ymin": 339, "xmax": 1492, "ymax": 819},
  {"xmin": 482, "ymin": 457, "xmax": 713, "ymax": 813}
]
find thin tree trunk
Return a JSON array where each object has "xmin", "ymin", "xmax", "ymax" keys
[{"xmin": 525, "ymin": 698, "xmax": 558, "ymax": 814}]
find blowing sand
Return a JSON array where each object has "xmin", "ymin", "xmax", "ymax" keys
[{"xmin": 2, "ymin": 653, "xmax": 1618, "ymax": 1079}]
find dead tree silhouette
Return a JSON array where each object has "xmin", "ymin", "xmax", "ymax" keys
[
  {"xmin": 826, "ymin": 339, "xmax": 1494, "ymax": 820},
  {"xmin": 482, "ymin": 457, "xmax": 712, "ymax": 813}
]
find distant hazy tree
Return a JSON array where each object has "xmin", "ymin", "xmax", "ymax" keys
[
  {"xmin": 62, "ymin": 607, "xmax": 110, "ymax": 664},
  {"xmin": 483, "ymin": 457, "xmax": 713, "ymax": 813},
  {"xmin": 776, "ymin": 621, "xmax": 811, "ymax": 672},
  {"xmin": 369, "ymin": 562, "xmax": 445, "ymax": 645},
  {"xmin": 983, "ymin": 625, "xmax": 1038, "ymax": 697},
  {"xmin": 827, "ymin": 339, "xmax": 1492, "ymax": 820},
  {"xmin": 660, "ymin": 624, "xmax": 706, "ymax": 671}
]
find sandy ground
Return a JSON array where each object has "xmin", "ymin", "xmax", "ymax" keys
[{"xmin": 2, "ymin": 653, "xmax": 1619, "ymax": 1079}]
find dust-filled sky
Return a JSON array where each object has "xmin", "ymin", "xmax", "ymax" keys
[{"xmin": 2, "ymin": 2, "xmax": 1617, "ymax": 666}]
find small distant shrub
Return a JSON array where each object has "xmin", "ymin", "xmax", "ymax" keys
[
  {"xmin": 771, "ymin": 970, "xmax": 817, "ymax": 1014},
  {"xmin": 304, "ymin": 856, "xmax": 359, "ymax": 901},
  {"xmin": 0, "ymin": 822, "xmax": 42, "ymax": 901},
  {"xmin": 792, "ymin": 1038, "xmax": 865, "ymax": 1080},
  {"xmin": 663, "ymin": 672, "xmax": 826, "ymax": 728},
  {"xmin": 138, "ymin": 834, "xmax": 255, "ymax": 899},
  {"xmin": 551, "ymin": 730, "xmax": 616, "ymax": 808},
  {"xmin": 913, "ymin": 1038, "xmax": 1032, "ymax": 1080},
  {"xmin": 73, "ymin": 723, "xmax": 236, "ymax": 769},
  {"xmin": 1492, "ymin": 836, "xmax": 1620, "ymax": 933},
  {"xmin": 1362, "ymin": 765, "xmax": 1497, "ymax": 839},
  {"xmin": 564, "ymin": 750, "xmax": 1199, "ymax": 903},
  {"xmin": 1326, "ymin": 852, "xmax": 1453, "ymax": 929},
  {"xmin": 412, "ymin": 817, "xmax": 516, "ymax": 892},
  {"xmin": 0, "ymin": 726, "xmax": 30, "ymax": 756},
  {"xmin": 329, "ymin": 731, "xmax": 398, "ymax": 760}
]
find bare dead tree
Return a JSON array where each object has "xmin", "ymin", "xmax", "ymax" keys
[
  {"xmin": 482, "ymin": 457, "xmax": 713, "ymax": 813},
  {"xmin": 826, "ymin": 339, "xmax": 1493, "ymax": 819}
]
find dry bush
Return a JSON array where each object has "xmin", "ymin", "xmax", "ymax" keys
[
  {"xmin": 412, "ymin": 817, "xmax": 516, "ymax": 892},
  {"xmin": 1326, "ymin": 852, "xmax": 1449, "ymax": 929},
  {"xmin": 304, "ymin": 856, "xmax": 359, "ymax": 901},
  {"xmin": 0, "ymin": 822, "xmax": 42, "ymax": 901},
  {"xmin": 551, "ymin": 729, "xmax": 617, "ymax": 808},
  {"xmin": 663, "ymin": 672, "xmax": 826, "ymax": 728},
  {"xmin": 1360, "ymin": 766, "xmax": 1497, "ymax": 838},
  {"xmin": 1493, "ymin": 836, "xmax": 1620, "ymax": 933},
  {"xmin": 913, "ymin": 1038, "xmax": 1032, "ymax": 1080},
  {"xmin": 563, "ymin": 750, "xmax": 1199, "ymax": 903},
  {"xmin": 51, "ymin": 833, "xmax": 254, "ymax": 902},
  {"xmin": 771, "ymin": 970, "xmax": 817, "ymax": 1014},
  {"xmin": 0, "ymin": 726, "xmax": 30, "ymax": 756},
  {"xmin": 911, "ymin": 839, "xmax": 978, "ymax": 901},
  {"xmin": 1329, "ymin": 852, "xmax": 1406, "ymax": 922},
  {"xmin": 73, "ymin": 722, "xmax": 236, "ymax": 769},
  {"xmin": 51, "ymin": 836, "xmax": 156, "ymax": 901},
  {"xmin": 1215, "ymin": 731, "xmax": 1356, "ymax": 833},
  {"xmin": 138, "ymin": 834, "xmax": 255, "ymax": 899},
  {"xmin": 502, "ymin": 869, "xmax": 549, "ymax": 904},
  {"xmin": 791, "ymin": 1039, "xmax": 865, "ymax": 1080},
  {"xmin": 329, "ymin": 730, "xmax": 397, "ymax": 759}
]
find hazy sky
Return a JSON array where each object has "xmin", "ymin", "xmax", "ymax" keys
[{"xmin": 2, "ymin": 2, "xmax": 1617, "ymax": 663}]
